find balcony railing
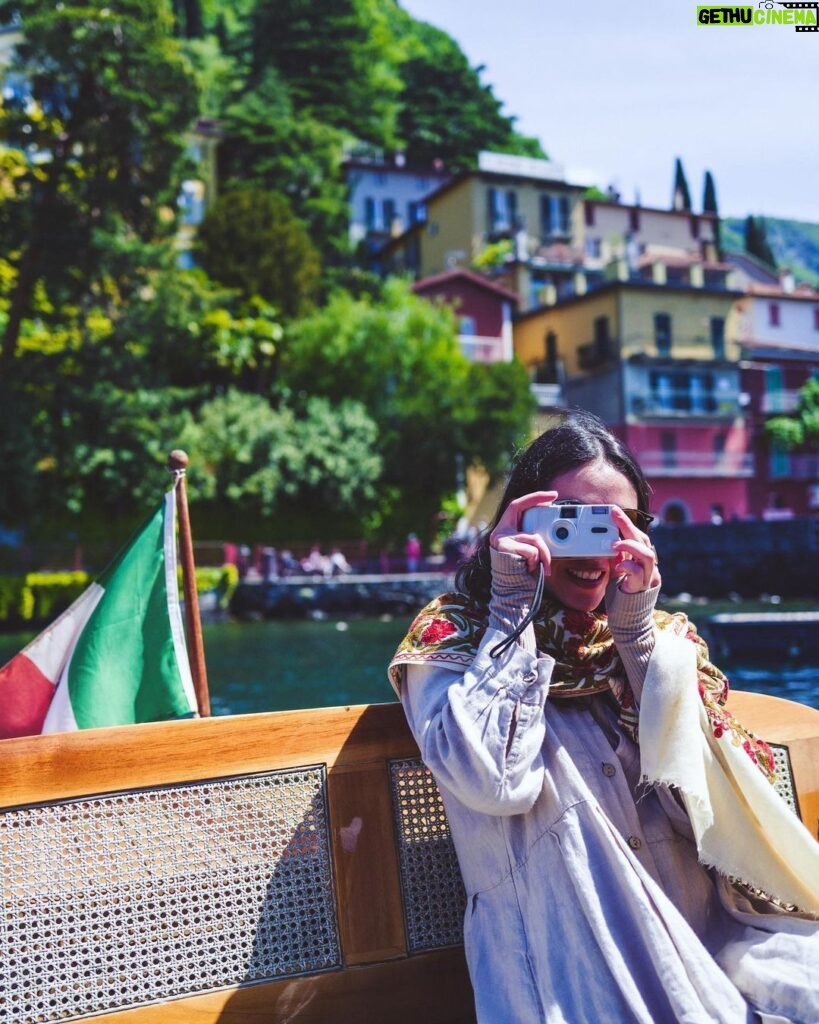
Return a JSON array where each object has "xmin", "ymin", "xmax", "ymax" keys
[
  {"xmin": 637, "ymin": 450, "xmax": 754, "ymax": 477},
  {"xmin": 529, "ymin": 382, "xmax": 564, "ymax": 409},
  {"xmin": 770, "ymin": 452, "xmax": 819, "ymax": 480},
  {"xmin": 762, "ymin": 390, "xmax": 801, "ymax": 414},
  {"xmin": 629, "ymin": 392, "xmax": 740, "ymax": 418},
  {"xmin": 458, "ymin": 334, "xmax": 506, "ymax": 364}
]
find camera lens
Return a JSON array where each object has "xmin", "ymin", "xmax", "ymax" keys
[{"xmin": 554, "ymin": 525, "xmax": 570, "ymax": 541}]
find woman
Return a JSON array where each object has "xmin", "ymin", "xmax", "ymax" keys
[{"xmin": 389, "ymin": 410, "xmax": 819, "ymax": 1023}]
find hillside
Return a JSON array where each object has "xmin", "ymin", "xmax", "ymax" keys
[{"xmin": 721, "ymin": 217, "xmax": 819, "ymax": 287}]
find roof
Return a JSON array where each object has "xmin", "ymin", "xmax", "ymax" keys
[
  {"xmin": 743, "ymin": 282, "xmax": 819, "ymax": 301},
  {"xmin": 423, "ymin": 167, "xmax": 588, "ymax": 209},
  {"xmin": 514, "ymin": 277, "xmax": 744, "ymax": 322},
  {"xmin": 585, "ymin": 199, "xmax": 719, "ymax": 222},
  {"xmin": 412, "ymin": 268, "xmax": 520, "ymax": 303}
]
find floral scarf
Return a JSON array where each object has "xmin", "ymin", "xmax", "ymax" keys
[{"xmin": 388, "ymin": 591, "xmax": 776, "ymax": 782}]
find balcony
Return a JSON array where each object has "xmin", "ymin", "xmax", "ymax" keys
[
  {"xmin": 769, "ymin": 452, "xmax": 819, "ymax": 480},
  {"xmin": 638, "ymin": 450, "xmax": 754, "ymax": 477},
  {"xmin": 529, "ymin": 382, "xmax": 564, "ymax": 409},
  {"xmin": 458, "ymin": 334, "xmax": 506, "ymax": 363},
  {"xmin": 762, "ymin": 390, "xmax": 801, "ymax": 414}
]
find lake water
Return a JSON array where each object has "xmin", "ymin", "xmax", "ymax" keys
[{"xmin": 2, "ymin": 614, "xmax": 818, "ymax": 713}]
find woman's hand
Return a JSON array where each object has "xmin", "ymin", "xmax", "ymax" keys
[
  {"xmin": 489, "ymin": 491, "xmax": 558, "ymax": 575},
  {"xmin": 610, "ymin": 506, "xmax": 661, "ymax": 593}
]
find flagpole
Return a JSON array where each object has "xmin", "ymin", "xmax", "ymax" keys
[{"xmin": 168, "ymin": 450, "xmax": 211, "ymax": 718}]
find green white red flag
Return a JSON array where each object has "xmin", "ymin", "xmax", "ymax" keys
[{"xmin": 0, "ymin": 490, "xmax": 197, "ymax": 739}]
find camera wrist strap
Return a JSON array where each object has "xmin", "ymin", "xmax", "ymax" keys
[{"xmin": 489, "ymin": 562, "xmax": 545, "ymax": 660}]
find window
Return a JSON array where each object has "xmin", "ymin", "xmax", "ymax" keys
[
  {"xmin": 769, "ymin": 302, "xmax": 781, "ymax": 327},
  {"xmin": 407, "ymin": 200, "xmax": 425, "ymax": 225},
  {"xmin": 540, "ymin": 195, "xmax": 570, "ymax": 238},
  {"xmin": 585, "ymin": 238, "xmax": 602, "ymax": 259},
  {"xmin": 459, "ymin": 316, "xmax": 476, "ymax": 336},
  {"xmin": 654, "ymin": 313, "xmax": 672, "ymax": 356},
  {"xmin": 364, "ymin": 197, "xmax": 376, "ymax": 230},
  {"xmin": 690, "ymin": 215, "xmax": 700, "ymax": 240},
  {"xmin": 813, "ymin": 308, "xmax": 819, "ymax": 331},
  {"xmin": 660, "ymin": 431, "xmax": 676, "ymax": 469},
  {"xmin": 382, "ymin": 198, "xmax": 396, "ymax": 232},
  {"xmin": 710, "ymin": 317, "xmax": 726, "ymax": 359},
  {"xmin": 629, "ymin": 208, "xmax": 640, "ymax": 233},
  {"xmin": 584, "ymin": 203, "xmax": 596, "ymax": 227},
  {"xmin": 488, "ymin": 188, "xmax": 516, "ymax": 233}
]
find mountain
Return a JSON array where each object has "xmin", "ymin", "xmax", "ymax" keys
[{"xmin": 721, "ymin": 217, "xmax": 819, "ymax": 288}]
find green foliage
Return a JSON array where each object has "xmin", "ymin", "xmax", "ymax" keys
[
  {"xmin": 744, "ymin": 215, "xmax": 778, "ymax": 270},
  {"xmin": 174, "ymin": 388, "xmax": 382, "ymax": 519},
  {"xmin": 672, "ymin": 157, "xmax": 692, "ymax": 211},
  {"xmin": 248, "ymin": 0, "xmax": 403, "ymax": 147},
  {"xmin": 472, "ymin": 239, "xmax": 513, "ymax": 271},
  {"xmin": 193, "ymin": 563, "xmax": 239, "ymax": 607},
  {"xmin": 0, "ymin": 571, "xmax": 90, "ymax": 624},
  {"xmin": 393, "ymin": 19, "xmax": 546, "ymax": 171},
  {"xmin": 216, "ymin": 69, "xmax": 351, "ymax": 263},
  {"xmin": 702, "ymin": 170, "xmax": 718, "ymax": 214},
  {"xmin": 281, "ymin": 279, "xmax": 534, "ymax": 538},
  {"xmin": 0, "ymin": 0, "xmax": 200, "ymax": 362},
  {"xmin": 196, "ymin": 188, "xmax": 321, "ymax": 318},
  {"xmin": 766, "ymin": 378, "xmax": 819, "ymax": 451}
]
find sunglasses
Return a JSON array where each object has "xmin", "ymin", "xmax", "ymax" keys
[{"xmin": 553, "ymin": 499, "xmax": 655, "ymax": 530}]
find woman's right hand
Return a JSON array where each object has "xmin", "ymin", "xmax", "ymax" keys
[{"xmin": 489, "ymin": 491, "xmax": 558, "ymax": 575}]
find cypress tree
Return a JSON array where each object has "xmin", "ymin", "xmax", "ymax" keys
[
  {"xmin": 702, "ymin": 170, "xmax": 720, "ymax": 255},
  {"xmin": 672, "ymin": 157, "xmax": 692, "ymax": 211}
]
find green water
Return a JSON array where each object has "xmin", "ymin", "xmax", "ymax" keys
[{"xmin": 2, "ymin": 612, "xmax": 818, "ymax": 713}]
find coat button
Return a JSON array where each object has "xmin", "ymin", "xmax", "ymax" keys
[
  {"xmin": 627, "ymin": 835, "xmax": 642, "ymax": 851},
  {"xmin": 602, "ymin": 762, "xmax": 616, "ymax": 777}
]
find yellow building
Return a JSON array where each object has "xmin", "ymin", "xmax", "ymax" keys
[
  {"xmin": 513, "ymin": 270, "xmax": 752, "ymax": 524},
  {"xmin": 381, "ymin": 152, "xmax": 587, "ymax": 311}
]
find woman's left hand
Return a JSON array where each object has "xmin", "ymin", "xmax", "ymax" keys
[{"xmin": 610, "ymin": 507, "xmax": 661, "ymax": 593}]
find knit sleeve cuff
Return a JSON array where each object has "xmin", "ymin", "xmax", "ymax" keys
[{"xmin": 487, "ymin": 548, "xmax": 539, "ymax": 655}]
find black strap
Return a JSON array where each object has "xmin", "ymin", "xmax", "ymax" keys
[{"xmin": 489, "ymin": 562, "xmax": 545, "ymax": 660}]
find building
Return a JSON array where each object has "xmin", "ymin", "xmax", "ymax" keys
[
  {"xmin": 380, "ymin": 152, "xmax": 588, "ymax": 312},
  {"xmin": 411, "ymin": 268, "xmax": 519, "ymax": 365},
  {"xmin": 514, "ymin": 260, "xmax": 749, "ymax": 524},
  {"xmin": 735, "ymin": 280, "xmax": 819, "ymax": 517},
  {"xmin": 344, "ymin": 151, "xmax": 450, "ymax": 258}
]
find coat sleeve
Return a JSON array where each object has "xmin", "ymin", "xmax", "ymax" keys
[{"xmin": 400, "ymin": 628, "xmax": 555, "ymax": 816}]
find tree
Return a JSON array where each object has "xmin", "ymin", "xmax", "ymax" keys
[
  {"xmin": 280, "ymin": 279, "xmax": 534, "ymax": 539},
  {"xmin": 672, "ymin": 157, "xmax": 692, "ymax": 211},
  {"xmin": 196, "ymin": 188, "xmax": 321, "ymax": 318},
  {"xmin": 394, "ymin": 20, "xmax": 546, "ymax": 171},
  {"xmin": 702, "ymin": 169, "xmax": 721, "ymax": 255},
  {"xmin": 0, "ymin": 0, "xmax": 200, "ymax": 365},
  {"xmin": 217, "ymin": 69, "xmax": 351, "ymax": 264},
  {"xmin": 248, "ymin": 0, "xmax": 402, "ymax": 147},
  {"xmin": 744, "ymin": 215, "xmax": 777, "ymax": 269},
  {"xmin": 766, "ymin": 378, "xmax": 819, "ymax": 452},
  {"xmin": 173, "ymin": 389, "xmax": 383, "ymax": 539}
]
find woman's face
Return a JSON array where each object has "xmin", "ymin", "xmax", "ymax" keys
[{"xmin": 543, "ymin": 458, "xmax": 639, "ymax": 612}]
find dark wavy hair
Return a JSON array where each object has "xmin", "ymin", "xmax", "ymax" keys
[{"xmin": 455, "ymin": 408, "xmax": 652, "ymax": 607}]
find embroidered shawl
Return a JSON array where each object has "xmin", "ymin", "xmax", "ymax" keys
[
  {"xmin": 389, "ymin": 592, "xmax": 819, "ymax": 912},
  {"xmin": 388, "ymin": 591, "xmax": 770, "ymax": 769}
]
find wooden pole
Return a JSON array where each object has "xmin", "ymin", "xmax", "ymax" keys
[{"xmin": 168, "ymin": 449, "xmax": 211, "ymax": 718}]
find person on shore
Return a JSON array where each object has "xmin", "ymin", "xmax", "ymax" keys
[
  {"xmin": 406, "ymin": 533, "xmax": 421, "ymax": 573},
  {"xmin": 389, "ymin": 409, "xmax": 819, "ymax": 1023}
]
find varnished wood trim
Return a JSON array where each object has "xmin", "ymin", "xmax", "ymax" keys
[
  {"xmin": 328, "ymin": 763, "xmax": 407, "ymax": 964},
  {"xmin": 71, "ymin": 948, "xmax": 475, "ymax": 1024},
  {"xmin": 0, "ymin": 703, "xmax": 418, "ymax": 808}
]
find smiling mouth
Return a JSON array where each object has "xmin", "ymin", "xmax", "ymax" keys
[{"xmin": 566, "ymin": 566, "xmax": 606, "ymax": 585}]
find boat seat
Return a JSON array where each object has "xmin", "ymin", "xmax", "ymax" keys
[{"xmin": 1, "ymin": 694, "xmax": 817, "ymax": 1023}]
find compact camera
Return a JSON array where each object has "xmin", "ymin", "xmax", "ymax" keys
[{"xmin": 521, "ymin": 504, "xmax": 619, "ymax": 558}]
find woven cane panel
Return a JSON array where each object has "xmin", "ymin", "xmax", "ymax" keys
[
  {"xmin": 770, "ymin": 743, "xmax": 800, "ymax": 817},
  {"xmin": 389, "ymin": 758, "xmax": 466, "ymax": 953},
  {"xmin": 0, "ymin": 767, "xmax": 340, "ymax": 1023}
]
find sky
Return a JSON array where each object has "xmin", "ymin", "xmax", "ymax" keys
[{"xmin": 398, "ymin": 0, "xmax": 818, "ymax": 223}]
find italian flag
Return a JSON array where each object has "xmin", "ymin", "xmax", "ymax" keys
[{"xmin": 0, "ymin": 490, "xmax": 198, "ymax": 739}]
